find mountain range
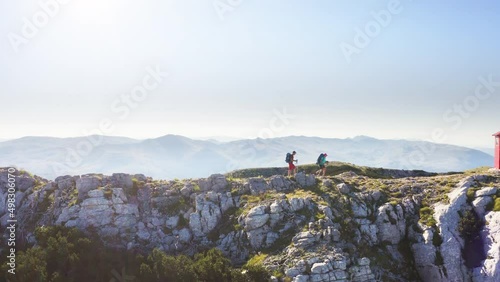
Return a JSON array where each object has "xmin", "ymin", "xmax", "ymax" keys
[{"xmin": 0, "ymin": 135, "xmax": 493, "ymax": 180}]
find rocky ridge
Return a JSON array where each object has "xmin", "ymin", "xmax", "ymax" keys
[{"xmin": 1, "ymin": 166, "xmax": 499, "ymax": 282}]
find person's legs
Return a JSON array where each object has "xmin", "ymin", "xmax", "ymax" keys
[
  {"xmin": 292, "ymin": 164, "xmax": 297, "ymax": 176},
  {"xmin": 322, "ymin": 167, "xmax": 326, "ymax": 176}
]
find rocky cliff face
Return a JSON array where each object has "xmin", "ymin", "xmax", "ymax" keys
[{"xmin": 1, "ymin": 167, "xmax": 499, "ymax": 282}]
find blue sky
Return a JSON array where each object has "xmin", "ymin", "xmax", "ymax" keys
[{"xmin": 1, "ymin": 0, "xmax": 499, "ymax": 148}]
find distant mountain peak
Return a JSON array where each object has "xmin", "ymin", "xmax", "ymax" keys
[{"xmin": 351, "ymin": 135, "xmax": 377, "ymax": 141}]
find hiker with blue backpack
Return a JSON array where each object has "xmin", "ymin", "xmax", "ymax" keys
[
  {"xmin": 286, "ymin": 151, "xmax": 298, "ymax": 176},
  {"xmin": 316, "ymin": 153, "xmax": 328, "ymax": 177}
]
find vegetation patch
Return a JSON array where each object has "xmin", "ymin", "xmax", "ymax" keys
[
  {"xmin": 246, "ymin": 253, "xmax": 268, "ymax": 267},
  {"xmin": 492, "ymin": 196, "xmax": 500, "ymax": 212},
  {"xmin": 419, "ymin": 206, "xmax": 437, "ymax": 227},
  {"xmin": 466, "ymin": 188, "xmax": 479, "ymax": 203},
  {"xmin": 0, "ymin": 226, "xmax": 269, "ymax": 282},
  {"xmin": 458, "ymin": 209, "xmax": 487, "ymax": 268}
]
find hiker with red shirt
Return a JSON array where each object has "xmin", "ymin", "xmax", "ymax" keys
[{"xmin": 286, "ymin": 151, "xmax": 298, "ymax": 176}]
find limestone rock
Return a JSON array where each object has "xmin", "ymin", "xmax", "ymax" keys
[
  {"xmin": 245, "ymin": 178, "xmax": 269, "ymax": 195},
  {"xmin": 76, "ymin": 176, "xmax": 101, "ymax": 200},
  {"xmin": 295, "ymin": 172, "xmax": 315, "ymax": 187},
  {"xmin": 476, "ymin": 187, "xmax": 497, "ymax": 197},
  {"xmin": 337, "ymin": 183, "xmax": 351, "ymax": 194},
  {"xmin": 473, "ymin": 196, "xmax": 493, "ymax": 218},
  {"xmin": 473, "ymin": 211, "xmax": 500, "ymax": 282},
  {"xmin": 375, "ymin": 204, "xmax": 405, "ymax": 244},
  {"xmin": 110, "ymin": 173, "xmax": 133, "ymax": 193},
  {"xmin": 189, "ymin": 199, "xmax": 222, "ymax": 236},
  {"xmin": 244, "ymin": 205, "xmax": 269, "ymax": 230},
  {"xmin": 433, "ymin": 180, "xmax": 472, "ymax": 282},
  {"xmin": 198, "ymin": 174, "xmax": 228, "ymax": 192}
]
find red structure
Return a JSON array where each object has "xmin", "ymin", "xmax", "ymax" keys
[{"xmin": 494, "ymin": 132, "xmax": 500, "ymax": 169}]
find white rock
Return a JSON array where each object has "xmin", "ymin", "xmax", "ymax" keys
[
  {"xmin": 245, "ymin": 205, "xmax": 269, "ymax": 230},
  {"xmin": 476, "ymin": 187, "xmax": 497, "ymax": 197},
  {"xmin": 311, "ymin": 262, "xmax": 329, "ymax": 274},
  {"xmin": 473, "ymin": 196, "xmax": 493, "ymax": 218},
  {"xmin": 289, "ymin": 198, "xmax": 305, "ymax": 212},
  {"xmin": 166, "ymin": 215, "xmax": 179, "ymax": 229},
  {"xmin": 293, "ymin": 275, "xmax": 309, "ymax": 282}
]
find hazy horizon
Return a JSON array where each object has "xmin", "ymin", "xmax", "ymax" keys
[
  {"xmin": 0, "ymin": 133, "xmax": 496, "ymax": 152},
  {"xmin": 1, "ymin": 1, "xmax": 499, "ymax": 148}
]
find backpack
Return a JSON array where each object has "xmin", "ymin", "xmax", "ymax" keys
[
  {"xmin": 285, "ymin": 153, "xmax": 292, "ymax": 163},
  {"xmin": 316, "ymin": 154, "xmax": 324, "ymax": 165}
]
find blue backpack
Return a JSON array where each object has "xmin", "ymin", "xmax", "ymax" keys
[
  {"xmin": 285, "ymin": 153, "xmax": 292, "ymax": 163},
  {"xmin": 316, "ymin": 154, "xmax": 324, "ymax": 165}
]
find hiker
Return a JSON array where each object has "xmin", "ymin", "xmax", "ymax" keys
[
  {"xmin": 286, "ymin": 151, "xmax": 298, "ymax": 176},
  {"xmin": 316, "ymin": 153, "xmax": 328, "ymax": 177}
]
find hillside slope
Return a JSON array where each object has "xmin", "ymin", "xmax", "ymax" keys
[{"xmin": 1, "ymin": 164, "xmax": 499, "ymax": 281}]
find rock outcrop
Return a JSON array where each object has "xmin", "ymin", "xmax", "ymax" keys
[{"xmin": 1, "ymin": 167, "xmax": 499, "ymax": 281}]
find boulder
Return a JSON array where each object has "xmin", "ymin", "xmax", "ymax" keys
[
  {"xmin": 473, "ymin": 211, "xmax": 500, "ymax": 281},
  {"xmin": 311, "ymin": 262, "xmax": 329, "ymax": 274},
  {"xmin": 244, "ymin": 205, "xmax": 269, "ymax": 230},
  {"xmin": 295, "ymin": 172, "xmax": 315, "ymax": 187},
  {"xmin": 289, "ymin": 198, "xmax": 305, "ymax": 212},
  {"xmin": 269, "ymin": 175, "xmax": 295, "ymax": 192},
  {"xmin": 292, "ymin": 231, "xmax": 318, "ymax": 248},
  {"xmin": 110, "ymin": 173, "xmax": 133, "ymax": 192},
  {"xmin": 337, "ymin": 183, "xmax": 351, "ymax": 194},
  {"xmin": 476, "ymin": 187, "xmax": 497, "ymax": 197},
  {"xmin": 166, "ymin": 215, "xmax": 179, "ymax": 229},
  {"xmin": 189, "ymin": 201, "xmax": 222, "ymax": 236},
  {"xmin": 433, "ymin": 181, "xmax": 472, "ymax": 282},
  {"xmin": 245, "ymin": 178, "xmax": 269, "ymax": 195},
  {"xmin": 76, "ymin": 176, "xmax": 101, "ymax": 200},
  {"xmin": 198, "ymin": 174, "xmax": 228, "ymax": 192},
  {"xmin": 473, "ymin": 196, "xmax": 493, "ymax": 218},
  {"xmin": 375, "ymin": 204, "xmax": 405, "ymax": 244},
  {"xmin": 55, "ymin": 175, "xmax": 76, "ymax": 190}
]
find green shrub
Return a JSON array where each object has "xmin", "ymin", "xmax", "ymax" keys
[
  {"xmin": 458, "ymin": 210, "xmax": 482, "ymax": 241},
  {"xmin": 466, "ymin": 188, "xmax": 479, "ymax": 203},
  {"xmin": 493, "ymin": 197, "xmax": 500, "ymax": 212},
  {"xmin": 246, "ymin": 254, "xmax": 267, "ymax": 268},
  {"xmin": 0, "ymin": 226, "xmax": 265, "ymax": 282},
  {"xmin": 419, "ymin": 206, "xmax": 437, "ymax": 227}
]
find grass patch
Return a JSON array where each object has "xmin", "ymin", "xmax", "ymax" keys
[
  {"xmin": 493, "ymin": 197, "xmax": 500, "ymax": 212},
  {"xmin": 193, "ymin": 184, "xmax": 201, "ymax": 192},
  {"xmin": 131, "ymin": 177, "xmax": 145, "ymax": 196},
  {"xmin": 419, "ymin": 206, "xmax": 437, "ymax": 227},
  {"xmin": 315, "ymin": 212, "xmax": 326, "ymax": 221},
  {"xmin": 246, "ymin": 254, "xmax": 268, "ymax": 268},
  {"xmin": 464, "ymin": 166, "xmax": 491, "ymax": 175},
  {"xmin": 466, "ymin": 188, "xmax": 479, "ymax": 203},
  {"xmin": 226, "ymin": 161, "xmax": 420, "ymax": 179}
]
